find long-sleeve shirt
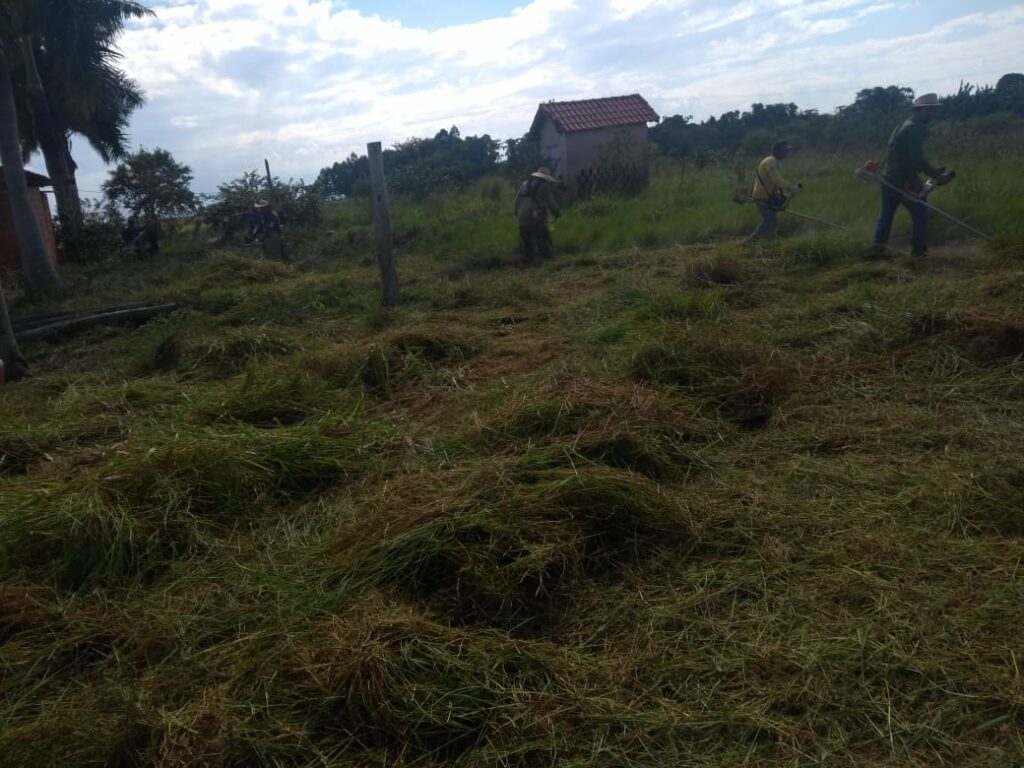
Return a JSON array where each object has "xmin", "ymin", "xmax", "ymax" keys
[
  {"xmin": 883, "ymin": 117, "xmax": 943, "ymax": 190},
  {"xmin": 515, "ymin": 178, "xmax": 560, "ymax": 226},
  {"xmin": 751, "ymin": 156, "xmax": 790, "ymax": 202}
]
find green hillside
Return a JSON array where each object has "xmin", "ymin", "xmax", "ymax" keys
[{"xmin": 2, "ymin": 155, "xmax": 1023, "ymax": 766}]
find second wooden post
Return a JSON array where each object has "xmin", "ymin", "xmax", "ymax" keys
[{"xmin": 367, "ymin": 141, "xmax": 400, "ymax": 307}]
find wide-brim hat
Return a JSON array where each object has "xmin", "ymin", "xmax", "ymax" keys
[
  {"xmin": 256, "ymin": 199, "xmax": 271, "ymax": 208},
  {"xmin": 913, "ymin": 93, "xmax": 942, "ymax": 109},
  {"xmin": 530, "ymin": 167, "xmax": 557, "ymax": 183}
]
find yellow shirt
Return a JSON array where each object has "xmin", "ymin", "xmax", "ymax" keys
[{"xmin": 752, "ymin": 156, "xmax": 790, "ymax": 202}]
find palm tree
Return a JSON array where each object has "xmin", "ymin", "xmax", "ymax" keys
[
  {"xmin": 18, "ymin": 35, "xmax": 83, "ymax": 233},
  {"xmin": 17, "ymin": 0, "xmax": 152, "ymax": 233},
  {"xmin": 0, "ymin": 42, "xmax": 61, "ymax": 299}
]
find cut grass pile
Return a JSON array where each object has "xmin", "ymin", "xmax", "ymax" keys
[
  {"xmin": 326, "ymin": 462, "xmax": 695, "ymax": 636},
  {"xmin": 1, "ymin": 415, "xmax": 383, "ymax": 588},
  {"xmin": 2, "ymin": 211, "xmax": 1023, "ymax": 765}
]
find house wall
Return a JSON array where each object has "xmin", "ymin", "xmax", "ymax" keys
[
  {"xmin": 563, "ymin": 124, "xmax": 649, "ymax": 202},
  {"xmin": 0, "ymin": 188, "xmax": 58, "ymax": 272},
  {"xmin": 538, "ymin": 118, "xmax": 567, "ymax": 179}
]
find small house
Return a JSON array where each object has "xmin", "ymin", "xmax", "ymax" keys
[
  {"xmin": 528, "ymin": 94, "xmax": 659, "ymax": 202},
  {"xmin": 0, "ymin": 169, "xmax": 58, "ymax": 272}
]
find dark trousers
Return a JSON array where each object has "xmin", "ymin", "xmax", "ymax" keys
[
  {"xmin": 749, "ymin": 203, "xmax": 778, "ymax": 240},
  {"xmin": 519, "ymin": 222, "xmax": 552, "ymax": 265},
  {"xmin": 873, "ymin": 184, "xmax": 929, "ymax": 255}
]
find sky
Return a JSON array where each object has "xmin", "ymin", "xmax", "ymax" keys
[{"xmin": 48, "ymin": 0, "xmax": 1024, "ymax": 199}]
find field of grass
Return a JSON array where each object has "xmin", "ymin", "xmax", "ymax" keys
[
  {"xmin": 318, "ymin": 126, "xmax": 1024, "ymax": 262},
  {"xmin": 2, "ymin": 148, "xmax": 1024, "ymax": 766}
]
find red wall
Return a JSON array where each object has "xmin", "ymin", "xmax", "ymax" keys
[{"xmin": 0, "ymin": 189, "xmax": 58, "ymax": 272}]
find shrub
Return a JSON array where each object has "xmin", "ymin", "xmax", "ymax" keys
[{"xmin": 57, "ymin": 200, "xmax": 125, "ymax": 263}]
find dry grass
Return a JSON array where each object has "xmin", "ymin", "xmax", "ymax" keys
[{"xmin": 2, "ymin": 236, "xmax": 1023, "ymax": 766}]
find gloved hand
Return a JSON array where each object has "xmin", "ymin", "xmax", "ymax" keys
[
  {"xmin": 937, "ymin": 170, "xmax": 956, "ymax": 186},
  {"xmin": 789, "ymin": 183, "xmax": 803, "ymax": 197}
]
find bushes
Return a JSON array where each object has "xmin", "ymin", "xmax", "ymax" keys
[
  {"xmin": 203, "ymin": 170, "xmax": 323, "ymax": 231},
  {"xmin": 56, "ymin": 202, "xmax": 125, "ymax": 264}
]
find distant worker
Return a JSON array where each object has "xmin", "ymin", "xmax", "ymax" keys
[
  {"xmin": 749, "ymin": 140, "xmax": 802, "ymax": 241},
  {"xmin": 515, "ymin": 166, "xmax": 561, "ymax": 266},
  {"xmin": 122, "ymin": 216, "xmax": 142, "ymax": 246},
  {"xmin": 122, "ymin": 215, "xmax": 161, "ymax": 257},
  {"xmin": 872, "ymin": 93, "xmax": 954, "ymax": 258},
  {"xmin": 246, "ymin": 200, "xmax": 282, "ymax": 242},
  {"xmin": 247, "ymin": 200, "xmax": 289, "ymax": 262}
]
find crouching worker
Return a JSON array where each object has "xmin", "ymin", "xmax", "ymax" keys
[
  {"xmin": 750, "ymin": 140, "xmax": 802, "ymax": 241},
  {"xmin": 122, "ymin": 216, "xmax": 162, "ymax": 257},
  {"xmin": 515, "ymin": 167, "xmax": 560, "ymax": 266},
  {"xmin": 247, "ymin": 200, "xmax": 288, "ymax": 262}
]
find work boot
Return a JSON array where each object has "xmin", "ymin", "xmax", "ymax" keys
[{"xmin": 866, "ymin": 243, "xmax": 890, "ymax": 260}]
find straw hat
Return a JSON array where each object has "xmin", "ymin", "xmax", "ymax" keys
[
  {"xmin": 256, "ymin": 199, "xmax": 270, "ymax": 208},
  {"xmin": 530, "ymin": 167, "xmax": 557, "ymax": 183},
  {"xmin": 912, "ymin": 93, "xmax": 942, "ymax": 109}
]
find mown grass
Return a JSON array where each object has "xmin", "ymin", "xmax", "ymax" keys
[{"xmin": 2, "ymin": 144, "xmax": 1024, "ymax": 766}]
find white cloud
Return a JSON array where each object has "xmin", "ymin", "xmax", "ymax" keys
[{"xmin": 59, "ymin": 0, "xmax": 1024, "ymax": 196}]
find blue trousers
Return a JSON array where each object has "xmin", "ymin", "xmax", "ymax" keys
[
  {"xmin": 749, "ymin": 203, "xmax": 778, "ymax": 240},
  {"xmin": 873, "ymin": 184, "xmax": 929, "ymax": 255}
]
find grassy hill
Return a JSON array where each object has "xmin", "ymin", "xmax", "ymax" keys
[{"xmin": 2, "ymin": 154, "xmax": 1024, "ymax": 766}]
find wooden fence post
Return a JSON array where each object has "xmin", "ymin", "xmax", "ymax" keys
[
  {"xmin": 263, "ymin": 158, "xmax": 288, "ymax": 263},
  {"xmin": 367, "ymin": 141, "xmax": 400, "ymax": 307},
  {"xmin": 264, "ymin": 158, "xmax": 276, "ymax": 203}
]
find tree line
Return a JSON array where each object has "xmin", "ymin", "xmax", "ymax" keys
[
  {"xmin": 650, "ymin": 75, "xmax": 1024, "ymax": 163},
  {"xmin": 316, "ymin": 74, "xmax": 1024, "ymax": 200}
]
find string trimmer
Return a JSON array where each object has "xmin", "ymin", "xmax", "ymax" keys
[
  {"xmin": 730, "ymin": 188, "xmax": 847, "ymax": 231},
  {"xmin": 855, "ymin": 161, "xmax": 991, "ymax": 240}
]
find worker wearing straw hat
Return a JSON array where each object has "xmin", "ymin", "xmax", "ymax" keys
[
  {"xmin": 872, "ymin": 93, "xmax": 955, "ymax": 258},
  {"xmin": 515, "ymin": 166, "xmax": 561, "ymax": 266}
]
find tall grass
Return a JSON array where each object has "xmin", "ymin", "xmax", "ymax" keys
[{"xmin": 319, "ymin": 131, "xmax": 1024, "ymax": 263}]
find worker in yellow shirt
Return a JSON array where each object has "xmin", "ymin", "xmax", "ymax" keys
[{"xmin": 750, "ymin": 140, "xmax": 802, "ymax": 240}]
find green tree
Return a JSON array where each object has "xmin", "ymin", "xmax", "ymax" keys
[
  {"xmin": 649, "ymin": 114, "xmax": 695, "ymax": 158},
  {"xmin": 995, "ymin": 73, "xmax": 1024, "ymax": 113},
  {"xmin": 204, "ymin": 169, "xmax": 322, "ymax": 227},
  {"xmin": 849, "ymin": 85, "xmax": 914, "ymax": 114},
  {"xmin": 103, "ymin": 147, "xmax": 197, "ymax": 220},
  {"xmin": 316, "ymin": 152, "xmax": 369, "ymax": 198},
  {"xmin": 17, "ymin": 0, "xmax": 151, "ymax": 235}
]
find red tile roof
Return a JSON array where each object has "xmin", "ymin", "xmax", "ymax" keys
[
  {"xmin": 530, "ymin": 94, "xmax": 659, "ymax": 136},
  {"xmin": 0, "ymin": 168, "xmax": 51, "ymax": 189}
]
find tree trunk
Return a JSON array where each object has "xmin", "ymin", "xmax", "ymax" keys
[
  {"xmin": 22, "ymin": 38, "xmax": 83, "ymax": 234},
  {"xmin": 0, "ymin": 281, "xmax": 28, "ymax": 381},
  {"xmin": 0, "ymin": 47, "xmax": 61, "ymax": 300}
]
